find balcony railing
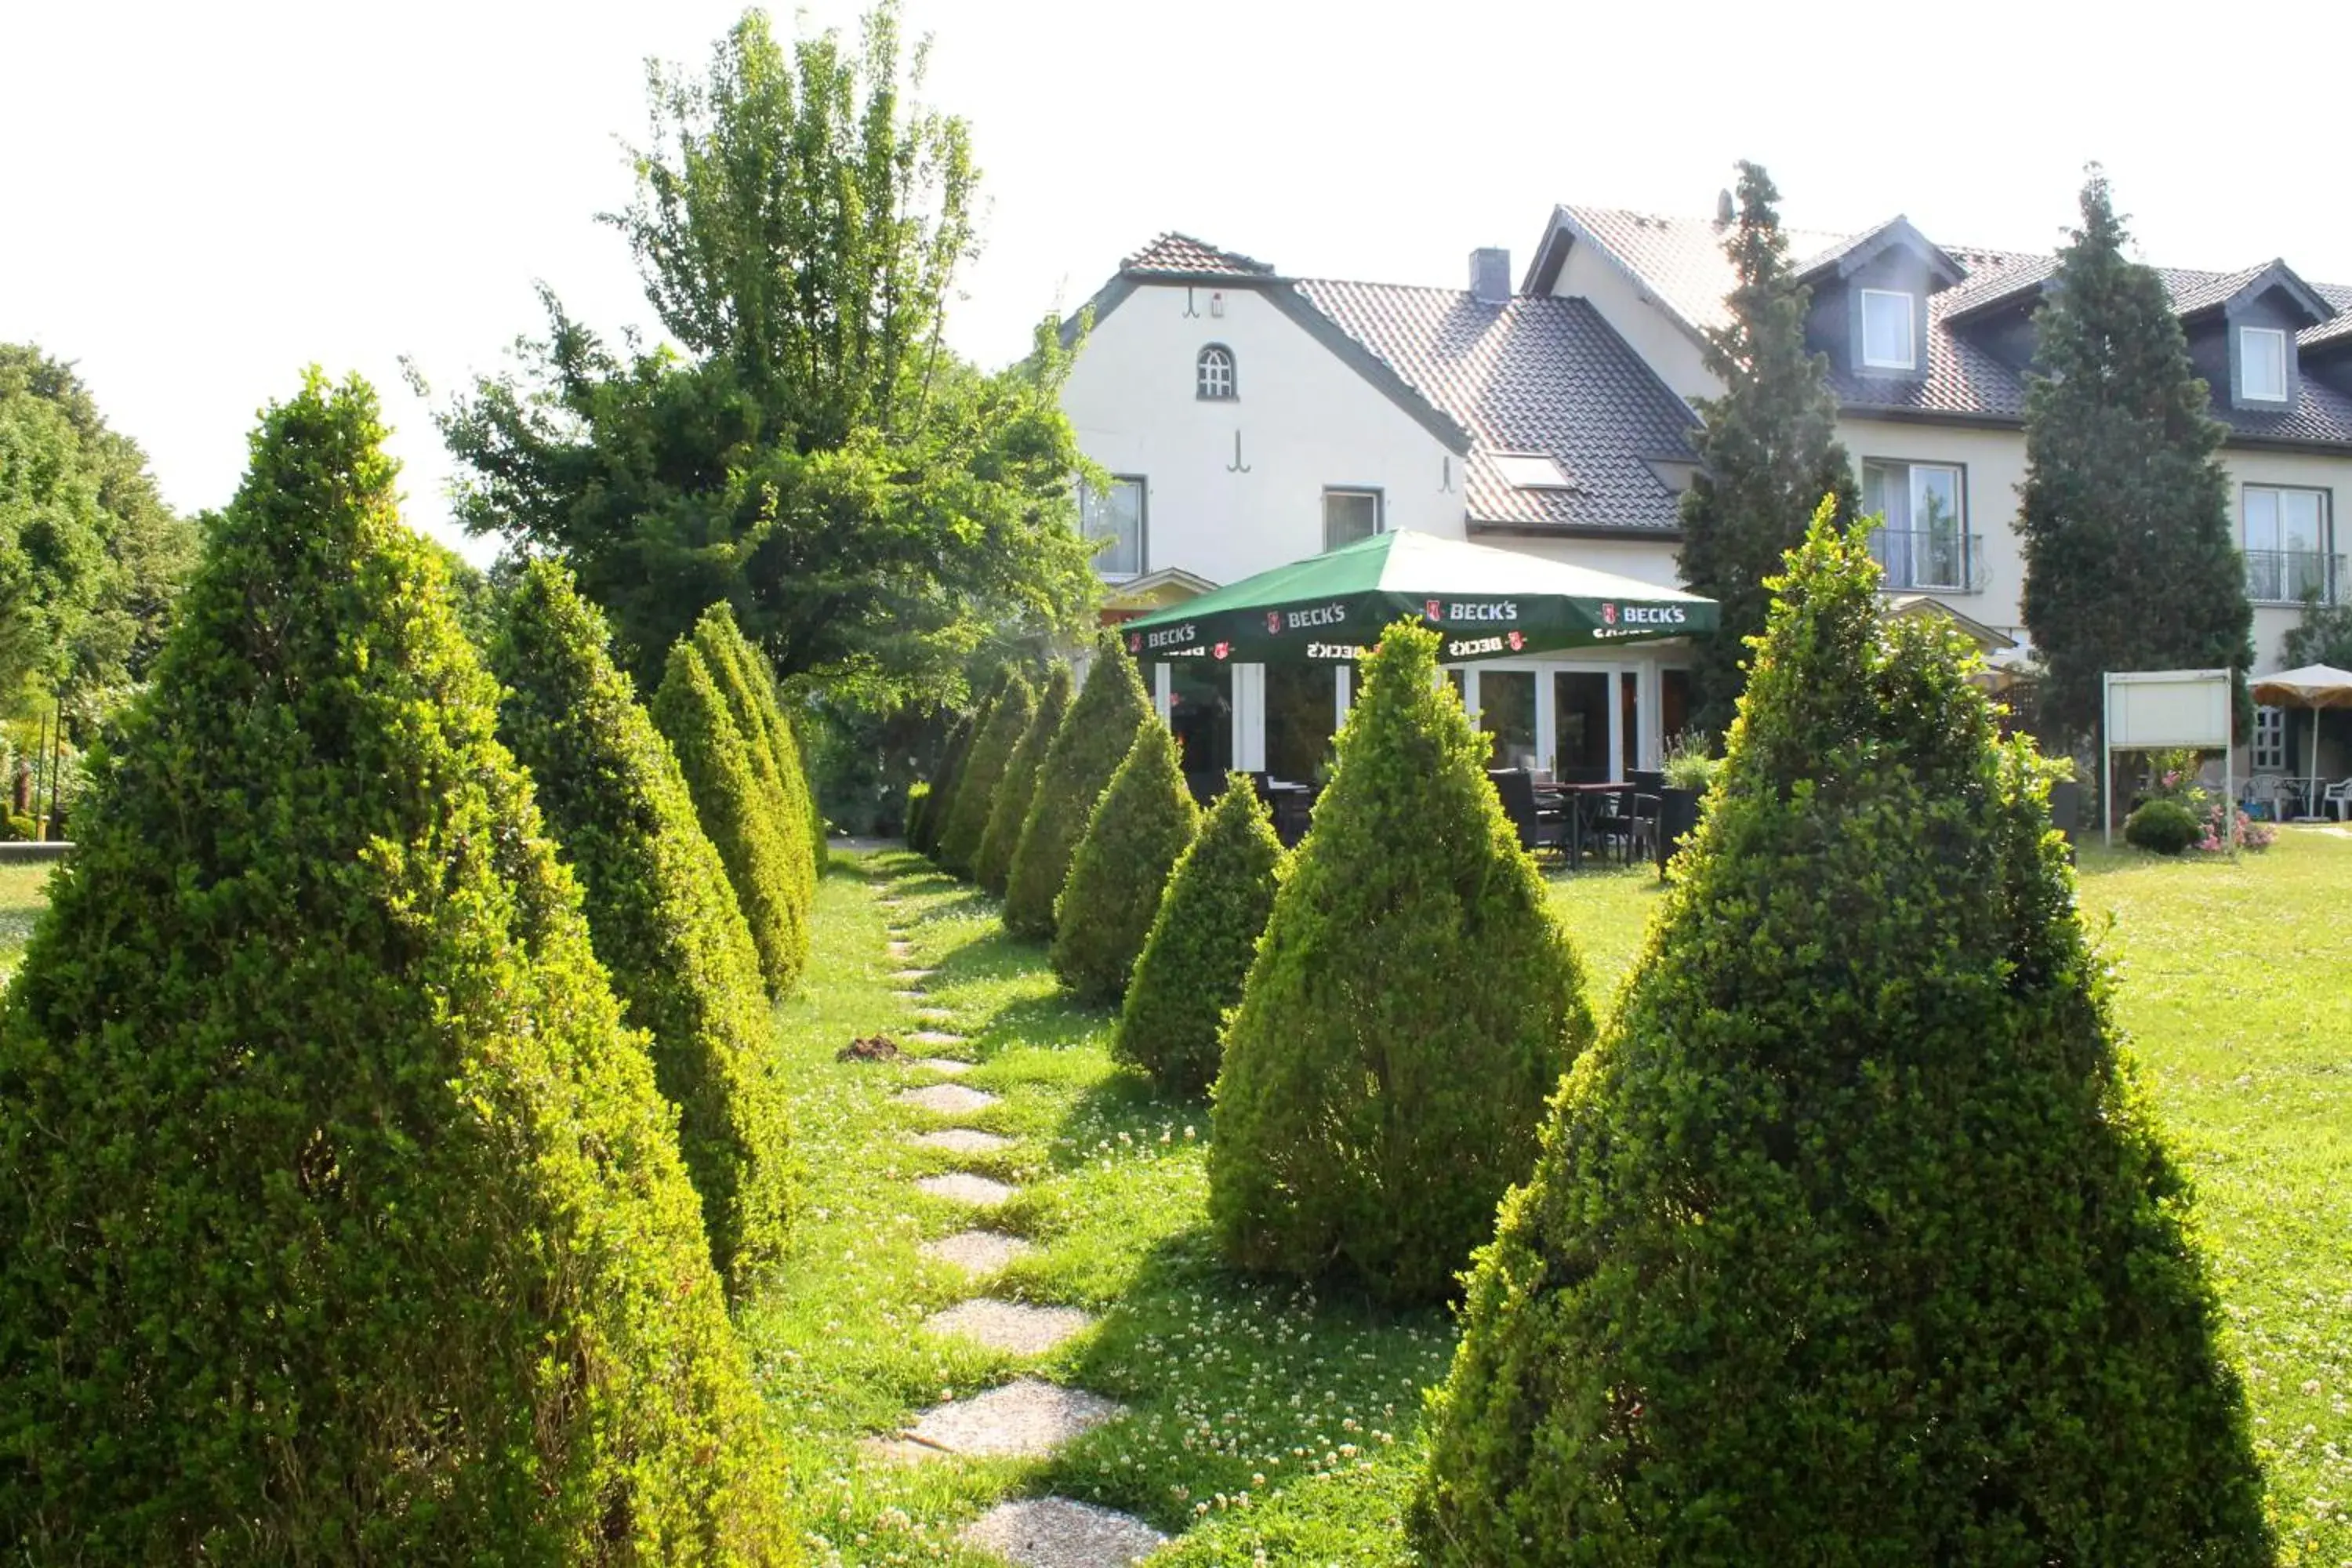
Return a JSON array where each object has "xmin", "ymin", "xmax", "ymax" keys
[
  {"xmin": 2243, "ymin": 550, "xmax": 2345, "ymax": 606},
  {"xmin": 1867, "ymin": 528, "xmax": 1985, "ymax": 593}
]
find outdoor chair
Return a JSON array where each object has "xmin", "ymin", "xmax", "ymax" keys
[
  {"xmin": 1487, "ymin": 768, "xmax": 1566, "ymax": 858},
  {"xmin": 2241, "ymin": 773, "xmax": 2289, "ymax": 820},
  {"xmin": 2325, "ymin": 778, "xmax": 2352, "ymax": 822}
]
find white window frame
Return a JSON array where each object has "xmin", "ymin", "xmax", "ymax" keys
[
  {"xmin": 2239, "ymin": 326, "xmax": 2288, "ymax": 403},
  {"xmin": 1860, "ymin": 458, "xmax": 1969, "ymax": 590},
  {"xmin": 1196, "ymin": 344, "xmax": 1236, "ymax": 401},
  {"xmin": 2252, "ymin": 704, "xmax": 2288, "ymax": 772},
  {"xmin": 1080, "ymin": 474, "xmax": 1146, "ymax": 580},
  {"xmin": 1859, "ymin": 289, "xmax": 1917, "ymax": 371},
  {"xmin": 1323, "ymin": 488, "xmax": 1382, "ymax": 552},
  {"xmin": 2241, "ymin": 485, "xmax": 2331, "ymax": 604}
]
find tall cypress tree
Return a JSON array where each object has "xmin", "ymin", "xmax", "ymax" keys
[
  {"xmin": 0, "ymin": 374, "xmax": 783, "ymax": 1559},
  {"xmin": 692, "ymin": 604, "xmax": 818, "ymax": 930},
  {"xmin": 1678, "ymin": 160, "xmax": 1859, "ymax": 735},
  {"xmin": 2020, "ymin": 168, "xmax": 2253, "ymax": 753}
]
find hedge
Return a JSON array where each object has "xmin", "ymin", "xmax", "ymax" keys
[
  {"xmin": 691, "ymin": 605, "xmax": 818, "ymax": 920},
  {"xmin": 1410, "ymin": 513, "xmax": 2272, "ymax": 1566},
  {"xmin": 2126, "ymin": 797, "xmax": 2201, "ymax": 854},
  {"xmin": 938, "ymin": 673, "xmax": 1034, "ymax": 880},
  {"xmin": 1003, "ymin": 638, "xmax": 1150, "ymax": 939},
  {"xmin": 0, "ymin": 372, "xmax": 785, "ymax": 1561},
  {"xmin": 653, "ymin": 641, "xmax": 808, "ymax": 998},
  {"xmin": 1207, "ymin": 619, "xmax": 1590, "ymax": 1304},
  {"xmin": 491, "ymin": 561, "xmax": 792, "ymax": 1294},
  {"xmin": 978, "ymin": 663, "xmax": 1073, "ymax": 897},
  {"xmin": 1112, "ymin": 775, "xmax": 1283, "ymax": 1094},
  {"xmin": 1050, "ymin": 717, "xmax": 1199, "ymax": 1004}
]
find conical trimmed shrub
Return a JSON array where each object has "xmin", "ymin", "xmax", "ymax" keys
[
  {"xmin": 491, "ymin": 561, "xmax": 792, "ymax": 1294},
  {"xmin": 654, "ymin": 641, "xmax": 807, "ymax": 998},
  {"xmin": 0, "ymin": 372, "xmax": 784, "ymax": 1561},
  {"xmin": 1410, "ymin": 516, "xmax": 2272, "ymax": 1566},
  {"xmin": 978, "ymin": 663, "xmax": 1073, "ymax": 896},
  {"xmin": 1003, "ymin": 639, "xmax": 1151, "ymax": 939},
  {"xmin": 1114, "ymin": 775, "xmax": 1283, "ymax": 1095},
  {"xmin": 938, "ymin": 673, "xmax": 1034, "ymax": 879},
  {"xmin": 1050, "ymin": 718, "xmax": 1198, "ymax": 1004},
  {"xmin": 692, "ymin": 605, "xmax": 818, "ymax": 922},
  {"xmin": 1207, "ymin": 619, "xmax": 1590, "ymax": 1305},
  {"xmin": 911, "ymin": 706, "xmax": 978, "ymax": 858}
]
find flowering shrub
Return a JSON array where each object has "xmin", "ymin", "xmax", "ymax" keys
[{"xmin": 2198, "ymin": 802, "xmax": 2274, "ymax": 854}]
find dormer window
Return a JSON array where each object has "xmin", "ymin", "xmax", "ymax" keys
[
  {"xmin": 1196, "ymin": 344, "xmax": 1236, "ymax": 401},
  {"xmin": 2240, "ymin": 326, "xmax": 2288, "ymax": 402},
  {"xmin": 1860, "ymin": 289, "xmax": 1917, "ymax": 370}
]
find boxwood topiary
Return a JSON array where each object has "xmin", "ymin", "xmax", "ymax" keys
[
  {"xmin": 0, "ymin": 372, "xmax": 786, "ymax": 1561},
  {"xmin": 1113, "ymin": 775, "xmax": 1283, "ymax": 1095},
  {"xmin": 938, "ymin": 673, "xmax": 1033, "ymax": 880},
  {"xmin": 979, "ymin": 663, "xmax": 1073, "ymax": 896},
  {"xmin": 1207, "ymin": 620, "xmax": 1590, "ymax": 1305},
  {"xmin": 491, "ymin": 561, "xmax": 792, "ymax": 1294},
  {"xmin": 1050, "ymin": 717, "xmax": 1198, "ymax": 1004},
  {"xmin": 693, "ymin": 605, "xmax": 818, "ymax": 919},
  {"xmin": 1003, "ymin": 638, "xmax": 1150, "ymax": 939},
  {"xmin": 654, "ymin": 641, "xmax": 808, "ymax": 998},
  {"xmin": 902, "ymin": 780, "xmax": 931, "ymax": 844},
  {"xmin": 2125, "ymin": 796, "xmax": 2201, "ymax": 855},
  {"xmin": 1410, "ymin": 513, "xmax": 2272, "ymax": 1566},
  {"xmin": 912, "ymin": 704, "xmax": 979, "ymax": 859}
]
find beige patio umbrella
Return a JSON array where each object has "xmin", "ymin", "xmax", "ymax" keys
[{"xmin": 2249, "ymin": 663, "xmax": 2352, "ymax": 815}]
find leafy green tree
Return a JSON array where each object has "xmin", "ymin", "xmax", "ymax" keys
[
  {"xmin": 1208, "ymin": 621, "xmax": 1590, "ymax": 1304},
  {"xmin": 491, "ymin": 561, "xmax": 792, "ymax": 1293},
  {"xmin": 653, "ymin": 641, "xmax": 808, "ymax": 996},
  {"xmin": 939, "ymin": 671, "xmax": 1033, "ymax": 877},
  {"xmin": 2282, "ymin": 594, "xmax": 2352, "ymax": 668},
  {"xmin": 2022, "ymin": 168, "xmax": 2253, "ymax": 750},
  {"xmin": 1050, "ymin": 717, "xmax": 1197, "ymax": 1004},
  {"xmin": 978, "ymin": 662, "xmax": 1072, "ymax": 895},
  {"xmin": 0, "ymin": 343, "xmax": 198, "ymax": 711},
  {"xmin": 1002, "ymin": 639, "xmax": 1149, "ymax": 939},
  {"xmin": 1676, "ymin": 162, "xmax": 1859, "ymax": 735},
  {"xmin": 434, "ymin": 7, "xmax": 1098, "ymax": 706},
  {"xmin": 1113, "ymin": 775, "xmax": 1283, "ymax": 1095},
  {"xmin": 0, "ymin": 372, "xmax": 784, "ymax": 1561},
  {"xmin": 692, "ymin": 603, "xmax": 818, "ymax": 931},
  {"xmin": 1411, "ymin": 514, "xmax": 2270, "ymax": 1566}
]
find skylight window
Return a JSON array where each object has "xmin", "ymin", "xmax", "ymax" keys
[{"xmin": 1493, "ymin": 452, "xmax": 1573, "ymax": 489}]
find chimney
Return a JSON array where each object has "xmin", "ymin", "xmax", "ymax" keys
[
  {"xmin": 1715, "ymin": 188, "xmax": 1736, "ymax": 228},
  {"xmin": 1469, "ymin": 247, "xmax": 1511, "ymax": 306}
]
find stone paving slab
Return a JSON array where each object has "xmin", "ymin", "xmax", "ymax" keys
[
  {"xmin": 911, "ymin": 1007, "xmax": 957, "ymax": 1023},
  {"xmin": 926, "ymin": 1299, "xmax": 1094, "ymax": 1356},
  {"xmin": 960, "ymin": 1497, "xmax": 1167, "ymax": 1566},
  {"xmin": 920, "ymin": 1229, "xmax": 1034, "ymax": 1277},
  {"xmin": 911, "ymin": 1057, "xmax": 975, "ymax": 1077},
  {"xmin": 916, "ymin": 1172, "xmax": 1018, "ymax": 1207},
  {"xmin": 907, "ymin": 1029, "xmax": 968, "ymax": 1047},
  {"xmin": 890, "ymin": 967, "xmax": 936, "ymax": 982},
  {"xmin": 895, "ymin": 1083, "xmax": 999, "ymax": 1115},
  {"xmin": 907, "ymin": 1377, "xmax": 1122, "ymax": 1457},
  {"xmin": 887, "ymin": 939, "xmax": 914, "ymax": 956}
]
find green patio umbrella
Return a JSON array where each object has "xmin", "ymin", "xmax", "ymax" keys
[{"xmin": 1117, "ymin": 530, "xmax": 1718, "ymax": 666}]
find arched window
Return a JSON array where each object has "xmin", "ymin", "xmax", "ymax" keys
[{"xmin": 1196, "ymin": 343, "xmax": 1236, "ymax": 401}]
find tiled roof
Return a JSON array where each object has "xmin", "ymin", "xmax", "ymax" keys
[
  {"xmin": 1559, "ymin": 206, "xmax": 2352, "ymax": 444},
  {"xmin": 1293, "ymin": 279, "xmax": 1699, "ymax": 532},
  {"xmin": 1119, "ymin": 232, "xmax": 1276, "ymax": 278}
]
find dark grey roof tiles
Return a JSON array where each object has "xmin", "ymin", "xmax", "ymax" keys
[{"xmin": 1293, "ymin": 278, "xmax": 1699, "ymax": 532}]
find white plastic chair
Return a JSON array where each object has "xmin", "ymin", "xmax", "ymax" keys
[{"xmin": 2324, "ymin": 779, "xmax": 2352, "ymax": 822}]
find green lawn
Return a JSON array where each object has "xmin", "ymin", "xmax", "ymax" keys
[
  {"xmin": 2, "ymin": 837, "xmax": 2343, "ymax": 1560},
  {"xmin": 0, "ymin": 862, "xmax": 56, "ymax": 983}
]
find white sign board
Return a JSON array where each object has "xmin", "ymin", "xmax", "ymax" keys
[{"xmin": 2103, "ymin": 669, "xmax": 2234, "ymax": 848}]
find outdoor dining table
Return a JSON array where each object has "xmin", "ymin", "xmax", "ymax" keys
[{"xmin": 1534, "ymin": 781, "xmax": 1629, "ymax": 870}]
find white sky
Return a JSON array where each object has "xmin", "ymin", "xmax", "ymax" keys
[{"xmin": 7, "ymin": 0, "xmax": 2349, "ymax": 563}]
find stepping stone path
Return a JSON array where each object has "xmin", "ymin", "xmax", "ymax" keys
[
  {"xmin": 961, "ymin": 1497, "xmax": 1166, "ymax": 1567},
  {"xmin": 926, "ymin": 1299, "xmax": 1093, "ymax": 1356},
  {"xmin": 862, "ymin": 874, "xmax": 1164, "ymax": 1564},
  {"xmin": 897, "ymin": 1083, "xmax": 996, "ymax": 1116},
  {"xmin": 917, "ymin": 1171, "xmax": 1017, "ymax": 1207},
  {"xmin": 912, "ymin": 1127, "xmax": 1004, "ymax": 1153},
  {"xmin": 906, "ymin": 1377, "xmax": 1121, "ymax": 1457},
  {"xmin": 922, "ymin": 1229, "xmax": 1033, "ymax": 1277}
]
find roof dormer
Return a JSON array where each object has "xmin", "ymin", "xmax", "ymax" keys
[
  {"xmin": 1795, "ymin": 216, "xmax": 1965, "ymax": 383},
  {"xmin": 2173, "ymin": 260, "xmax": 2334, "ymax": 414}
]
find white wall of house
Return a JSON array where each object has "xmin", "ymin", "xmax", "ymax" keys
[
  {"xmin": 2222, "ymin": 448, "xmax": 2345, "ymax": 674},
  {"xmin": 1547, "ymin": 243, "xmax": 1719, "ymax": 401},
  {"xmin": 1062, "ymin": 283, "xmax": 1465, "ymax": 587},
  {"xmin": 1475, "ymin": 531, "xmax": 1684, "ymax": 589},
  {"xmin": 1838, "ymin": 417, "xmax": 2031, "ymax": 639}
]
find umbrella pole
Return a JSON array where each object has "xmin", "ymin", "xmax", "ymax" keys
[{"xmin": 2314, "ymin": 710, "xmax": 2323, "ymax": 822}]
